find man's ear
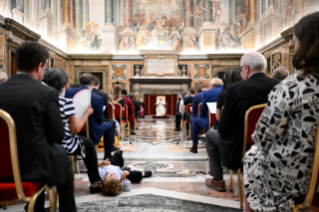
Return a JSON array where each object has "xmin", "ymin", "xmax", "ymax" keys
[{"xmin": 35, "ymin": 63, "xmax": 43, "ymax": 73}]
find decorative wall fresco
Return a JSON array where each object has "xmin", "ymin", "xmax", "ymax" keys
[{"xmin": 1, "ymin": 0, "xmax": 319, "ymax": 54}]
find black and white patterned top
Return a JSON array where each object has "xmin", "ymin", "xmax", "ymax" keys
[
  {"xmin": 244, "ymin": 73, "xmax": 319, "ymax": 212},
  {"xmin": 59, "ymin": 96, "xmax": 86, "ymax": 158}
]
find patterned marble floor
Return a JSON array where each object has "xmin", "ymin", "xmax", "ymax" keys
[{"xmin": 4, "ymin": 118, "xmax": 243, "ymax": 212}]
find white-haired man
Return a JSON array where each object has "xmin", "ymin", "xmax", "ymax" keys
[
  {"xmin": 272, "ymin": 66, "xmax": 289, "ymax": 81},
  {"xmin": 205, "ymin": 52, "xmax": 279, "ymax": 192}
]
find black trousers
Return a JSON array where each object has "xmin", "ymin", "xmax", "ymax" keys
[
  {"xmin": 25, "ymin": 162, "xmax": 76, "ymax": 212},
  {"xmin": 205, "ymin": 130, "xmax": 224, "ymax": 181},
  {"xmin": 175, "ymin": 112, "xmax": 182, "ymax": 130},
  {"xmin": 110, "ymin": 151, "xmax": 142, "ymax": 183},
  {"xmin": 74, "ymin": 136, "xmax": 101, "ymax": 183}
]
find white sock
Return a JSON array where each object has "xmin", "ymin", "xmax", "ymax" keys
[{"xmin": 142, "ymin": 172, "xmax": 145, "ymax": 176}]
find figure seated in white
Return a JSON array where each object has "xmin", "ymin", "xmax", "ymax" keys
[{"xmin": 155, "ymin": 97, "xmax": 166, "ymax": 116}]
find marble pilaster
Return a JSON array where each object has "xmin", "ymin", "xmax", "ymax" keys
[
  {"xmin": 203, "ymin": 0, "xmax": 212, "ymax": 22},
  {"xmin": 64, "ymin": 0, "xmax": 70, "ymax": 24},
  {"xmin": 247, "ymin": 0, "xmax": 255, "ymax": 27},
  {"xmin": 123, "ymin": 0, "xmax": 134, "ymax": 34},
  {"xmin": 70, "ymin": 0, "xmax": 75, "ymax": 29},
  {"xmin": 58, "ymin": 24, "xmax": 81, "ymax": 53},
  {"xmin": 6, "ymin": 0, "xmax": 10, "ymax": 11},
  {"xmin": 100, "ymin": 0, "xmax": 116, "ymax": 54},
  {"xmin": 185, "ymin": 0, "xmax": 192, "ymax": 27},
  {"xmin": 24, "ymin": 0, "xmax": 29, "ymax": 26},
  {"xmin": 75, "ymin": 0, "xmax": 83, "ymax": 35}
]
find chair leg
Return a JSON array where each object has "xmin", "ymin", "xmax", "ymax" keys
[
  {"xmin": 229, "ymin": 170, "xmax": 233, "ymax": 192},
  {"xmin": 27, "ymin": 185, "xmax": 46, "ymax": 212},
  {"xmin": 49, "ymin": 187, "xmax": 55, "ymax": 212},
  {"xmin": 237, "ymin": 169, "xmax": 243, "ymax": 209},
  {"xmin": 55, "ymin": 192, "xmax": 59, "ymax": 208},
  {"xmin": 70, "ymin": 155, "xmax": 75, "ymax": 174},
  {"xmin": 292, "ymin": 204, "xmax": 300, "ymax": 212},
  {"xmin": 189, "ymin": 123, "xmax": 192, "ymax": 138}
]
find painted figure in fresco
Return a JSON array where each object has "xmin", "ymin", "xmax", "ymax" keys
[
  {"xmin": 167, "ymin": 26, "xmax": 181, "ymax": 50},
  {"xmin": 233, "ymin": 8, "xmax": 248, "ymax": 34},
  {"xmin": 84, "ymin": 22, "xmax": 102, "ymax": 51},
  {"xmin": 152, "ymin": 26, "xmax": 166, "ymax": 48},
  {"xmin": 191, "ymin": 1, "xmax": 210, "ymax": 25},
  {"xmin": 136, "ymin": 26, "xmax": 147, "ymax": 50},
  {"xmin": 141, "ymin": 11, "xmax": 155, "ymax": 31},
  {"xmin": 0, "ymin": 0, "xmax": 12, "ymax": 18},
  {"xmin": 178, "ymin": 18, "xmax": 185, "ymax": 32},
  {"xmin": 185, "ymin": 36, "xmax": 201, "ymax": 51},
  {"xmin": 211, "ymin": 0, "xmax": 222, "ymax": 26},
  {"xmin": 218, "ymin": 22, "xmax": 237, "ymax": 50},
  {"xmin": 284, "ymin": 0, "xmax": 296, "ymax": 29}
]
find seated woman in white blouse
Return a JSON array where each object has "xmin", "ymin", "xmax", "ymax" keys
[
  {"xmin": 43, "ymin": 68, "xmax": 102, "ymax": 194},
  {"xmin": 243, "ymin": 12, "xmax": 319, "ymax": 212}
]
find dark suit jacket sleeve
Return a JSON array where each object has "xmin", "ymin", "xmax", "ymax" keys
[
  {"xmin": 44, "ymin": 90, "xmax": 65, "ymax": 144},
  {"xmin": 200, "ymin": 93, "xmax": 208, "ymax": 118},
  {"xmin": 103, "ymin": 93, "xmax": 109, "ymax": 119},
  {"xmin": 218, "ymin": 85, "xmax": 236, "ymax": 138},
  {"xmin": 95, "ymin": 96, "xmax": 105, "ymax": 125}
]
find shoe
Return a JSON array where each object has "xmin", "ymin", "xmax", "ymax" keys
[
  {"xmin": 189, "ymin": 146, "xmax": 198, "ymax": 153},
  {"xmin": 174, "ymin": 129, "xmax": 180, "ymax": 132},
  {"xmin": 205, "ymin": 178, "xmax": 226, "ymax": 192},
  {"xmin": 143, "ymin": 171, "xmax": 153, "ymax": 178},
  {"xmin": 89, "ymin": 182, "xmax": 102, "ymax": 194},
  {"xmin": 123, "ymin": 167, "xmax": 131, "ymax": 171},
  {"xmin": 130, "ymin": 131, "xmax": 136, "ymax": 135},
  {"xmin": 113, "ymin": 147, "xmax": 121, "ymax": 151}
]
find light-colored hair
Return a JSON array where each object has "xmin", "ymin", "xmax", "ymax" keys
[
  {"xmin": 112, "ymin": 85, "xmax": 122, "ymax": 101},
  {"xmin": 241, "ymin": 52, "xmax": 267, "ymax": 72},
  {"xmin": 209, "ymin": 78, "xmax": 223, "ymax": 86},
  {"xmin": 0, "ymin": 71, "xmax": 8, "ymax": 84},
  {"xmin": 272, "ymin": 67, "xmax": 289, "ymax": 81},
  {"xmin": 101, "ymin": 178, "xmax": 122, "ymax": 196}
]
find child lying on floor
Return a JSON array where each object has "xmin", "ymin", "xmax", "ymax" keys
[{"xmin": 98, "ymin": 151, "xmax": 152, "ymax": 196}]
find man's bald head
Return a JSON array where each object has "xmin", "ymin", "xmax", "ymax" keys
[
  {"xmin": 272, "ymin": 67, "xmax": 289, "ymax": 81},
  {"xmin": 80, "ymin": 73, "xmax": 95, "ymax": 86}
]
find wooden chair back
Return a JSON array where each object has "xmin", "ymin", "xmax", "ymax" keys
[
  {"xmin": 113, "ymin": 103, "xmax": 122, "ymax": 123},
  {"xmin": 186, "ymin": 104, "xmax": 192, "ymax": 115},
  {"xmin": 108, "ymin": 103, "xmax": 114, "ymax": 119}
]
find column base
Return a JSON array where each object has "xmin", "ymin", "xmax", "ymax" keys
[
  {"xmin": 12, "ymin": 9, "xmax": 23, "ymax": 25},
  {"xmin": 58, "ymin": 23, "xmax": 81, "ymax": 53},
  {"xmin": 100, "ymin": 23, "xmax": 117, "ymax": 54},
  {"xmin": 197, "ymin": 22, "xmax": 218, "ymax": 51},
  {"xmin": 181, "ymin": 27, "xmax": 198, "ymax": 50},
  {"xmin": 39, "ymin": 9, "xmax": 54, "ymax": 41},
  {"xmin": 238, "ymin": 23, "xmax": 259, "ymax": 50}
]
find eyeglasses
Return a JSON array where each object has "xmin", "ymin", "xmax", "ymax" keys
[{"xmin": 239, "ymin": 65, "xmax": 245, "ymax": 72}]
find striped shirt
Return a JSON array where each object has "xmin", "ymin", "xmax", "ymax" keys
[{"xmin": 59, "ymin": 97, "xmax": 86, "ymax": 158}]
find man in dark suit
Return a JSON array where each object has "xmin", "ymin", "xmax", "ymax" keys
[
  {"xmin": 0, "ymin": 42, "xmax": 76, "ymax": 211},
  {"xmin": 65, "ymin": 73, "xmax": 115, "ymax": 160},
  {"xmin": 121, "ymin": 89, "xmax": 136, "ymax": 135},
  {"xmin": 182, "ymin": 87, "xmax": 195, "ymax": 134},
  {"xmin": 174, "ymin": 91, "xmax": 187, "ymax": 132},
  {"xmin": 190, "ymin": 78, "xmax": 223, "ymax": 153},
  {"xmin": 129, "ymin": 93, "xmax": 140, "ymax": 126},
  {"xmin": 205, "ymin": 52, "xmax": 279, "ymax": 192}
]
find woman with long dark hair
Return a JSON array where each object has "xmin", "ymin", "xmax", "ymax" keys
[
  {"xmin": 243, "ymin": 12, "xmax": 319, "ymax": 211},
  {"xmin": 43, "ymin": 68, "xmax": 102, "ymax": 193}
]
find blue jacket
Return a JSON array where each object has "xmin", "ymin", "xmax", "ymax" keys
[
  {"xmin": 200, "ymin": 86, "xmax": 223, "ymax": 118},
  {"xmin": 192, "ymin": 91, "xmax": 206, "ymax": 118},
  {"xmin": 65, "ymin": 86, "xmax": 104, "ymax": 143}
]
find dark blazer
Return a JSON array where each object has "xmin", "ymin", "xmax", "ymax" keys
[
  {"xmin": 218, "ymin": 73, "xmax": 279, "ymax": 170},
  {"xmin": 192, "ymin": 91, "xmax": 205, "ymax": 118},
  {"xmin": 131, "ymin": 99, "xmax": 140, "ymax": 118},
  {"xmin": 0, "ymin": 74, "xmax": 68, "ymax": 186},
  {"xmin": 65, "ymin": 86, "xmax": 104, "ymax": 143},
  {"xmin": 92, "ymin": 88, "xmax": 109, "ymax": 119}
]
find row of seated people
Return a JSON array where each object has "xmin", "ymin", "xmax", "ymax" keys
[
  {"xmin": 0, "ymin": 42, "xmax": 146, "ymax": 211},
  {"xmin": 186, "ymin": 12, "xmax": 319, "ymax": 212}
]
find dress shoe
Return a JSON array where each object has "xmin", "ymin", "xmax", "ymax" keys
[
  {"xmin": 174, "ymin": 129, "xmax": 180, "ymax": 132},
  {"xmin": 113, "ymin": 147, "xmax": 121, "ymax": 152},
  {"xmin": 143, "ymin": 170, "xmax": 153, "ymax": 178},
  {"xmin": 130, "ymin": 131, "xmax": 136, "ymax": 135},
  {"xmin": 189, "ymin": 146, "xmax": 198, "ymax": 153},
  {"xmin": 205, "ymin": 178, "xmax": 226, "ymax": 192}
]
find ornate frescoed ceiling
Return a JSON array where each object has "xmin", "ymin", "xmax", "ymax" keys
[{"xmin": 0, "ymin": 0, "xmax": 318, "ymax": 54}]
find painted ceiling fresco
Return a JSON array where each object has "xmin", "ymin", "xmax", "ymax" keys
[{"xmin": 0, "ymin": 0, "xmax": 318, "ymax": 54}]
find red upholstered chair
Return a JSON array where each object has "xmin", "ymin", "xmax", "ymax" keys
[
  {"xmin": 114, "ymin": 103, "xmax": 124, "ymax": 139},
  {"xmin": 122, "ymin": 105, "xmax": 130, "ymax": 138},
  {"xmin": 108, "ymin": 103, "xmax": 114, "ymax": 120},
  {"xmin": 0, "ymin": 109, "xmax": 56, "ymax": 212},
  {"xmin": 183, "ymin": 104, "xmax": 192, "ymax": 137},
  {"xmin": 292, "ymin": 125, "xmax": 319, "ymax": 211},
  {"xmin": 229, "ymin": 103, "xmax": 266, "ymax": 209}
]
